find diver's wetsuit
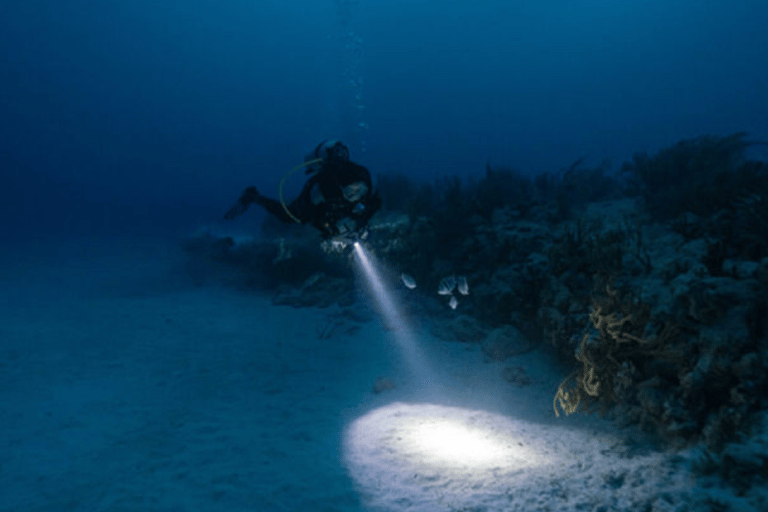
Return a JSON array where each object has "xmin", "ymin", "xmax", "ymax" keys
[{"xmin": 224, "ymin": 158, "xmax": 381, "ymax": 238}]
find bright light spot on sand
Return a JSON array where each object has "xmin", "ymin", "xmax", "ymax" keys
[
  {"xmin": 345, "ymin": 403, "xmax": 542, "ymax": 472},
  {"xmin": 344, "ymin": 403, "xmax": 561, "ymax": 510},
  {"xmin": 407, "ymin": 421, "xmax": 505, "ymax": 465},
  {"xmin": 344, "ymin": 403, "xmax": 678, "ymax": 512}
]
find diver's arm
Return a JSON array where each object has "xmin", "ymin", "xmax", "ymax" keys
[
  {"xmin": 309, "ymin": 203, "xmax": 338, "ymax": 238},
  {"xmin": 351, "ymin": 162, "xmax": 374, "ymax": 190},
  {"xmin": 354, "ymin": 189, "xmax": 381, "ymax": 229}
]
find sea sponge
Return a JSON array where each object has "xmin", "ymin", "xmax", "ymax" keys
[{"xmin": 554, "ymin": 286, "xmax": 680, "ymax": 417}]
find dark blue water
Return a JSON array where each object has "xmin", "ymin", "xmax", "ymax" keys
[{"xmin": 2, "ymin": 0, "xmax": 767, "ymax": 239}]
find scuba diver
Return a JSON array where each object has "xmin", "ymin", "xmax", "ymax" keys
[{"xmin": 223, "ymin": 140, "xmax": 381, "ymax": 240}]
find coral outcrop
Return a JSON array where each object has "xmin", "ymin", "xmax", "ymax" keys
[{"xmin": 184, "ymin": 133, "xmax": 768, "ymax": 493}]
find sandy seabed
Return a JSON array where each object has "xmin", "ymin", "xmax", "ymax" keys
[{"xmin": 0, "ymin": 236, "xmax": 745, "ymax": 511}]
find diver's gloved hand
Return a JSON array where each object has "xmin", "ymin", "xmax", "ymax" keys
[
  {"xmin": 355, "ymin": 190, "xmax": 381, "ymax": 225},
  {"xmin": 224, "ymin": 186, "xmax": 260, "ymax": 220}
]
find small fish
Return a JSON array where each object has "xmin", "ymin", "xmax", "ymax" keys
[
  {"xmin": 457, "ymin": 276, "xmax": 469, "ymax": 296},
  {"xmin": 448, "ymin": 296, "xmax": 459, "ymax": 310},
  {"xmin": 400, "ymin": 273, "xmax": 417, "ymax": 289},
  {"xmin": 438, "ymin": 276, "xmax": 457, "ymax": 296}
]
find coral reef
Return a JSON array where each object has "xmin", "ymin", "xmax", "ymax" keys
[
  {"xmin": 622, "ymin": 132, "xmax": 768, "ymax": 223},
  {"xmin": 184, "ymin": 132, "xmax": 768, "ymax": 493}
]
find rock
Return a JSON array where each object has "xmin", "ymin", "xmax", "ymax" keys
[
  {"xmin": 272, "ymin": 272, "xmax": 352, "ymax": 308},
  {"xmin": 429, "ymin": 314, "xmax": 488, "ymax": 343},
  {"xmin": 722, "ymin": 259, "xmax": 760, "ymax": 279},
  {"xmin": 481, "ymin": 325, "xmax": 534, "ymax": 361},
  {"xmin": 501, "ymin": 366, "xmax": 532, "ymax": 386},
  {"xmin": 671, "ymin": 211, "xmax": 705, "ymax": 239},
  {"xmin": 722, "ymin": 443, "xmax": 766, "ymax": 473},
  {"xmin": 372, "ymin": 377, "xmax": 396, "ymax": 394},
  {"xmin": 637, "ymin": 387, "xmax": 665, "ymax": 416}
]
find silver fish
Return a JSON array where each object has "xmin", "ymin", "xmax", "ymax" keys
[
  {"xmin": 438, "ymin": 276, "xmax": 457, "ymax": 296},
  {"xmin": 457, "ymin": 276, "xmax": 469, "ymax": 296},
  {"xmin": 400, "ymin": 273, "xmax": 417, "ymax": 289},
  {"xmin": 448, "ymin": 295, "xmax": 459, "ymax": 309}
]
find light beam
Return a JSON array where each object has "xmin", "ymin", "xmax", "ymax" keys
[{"xmin": 352, "ymin": 242, "xmax": 438, "ymax": 391}]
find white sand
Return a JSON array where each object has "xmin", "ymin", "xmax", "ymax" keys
[{"xmin": 0, "ymin": 237, "xmax": 746, "ymax": 511}]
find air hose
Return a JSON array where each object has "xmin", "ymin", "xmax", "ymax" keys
[{"xmin": 279, "ymin": 158, "xmax": 324, "ymax": 223}]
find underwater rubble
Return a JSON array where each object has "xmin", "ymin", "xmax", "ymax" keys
[{"xmin": 184, "ymin": 133, "xmax": 768, "ymax": 497}]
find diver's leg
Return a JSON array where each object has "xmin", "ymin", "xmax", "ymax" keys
[
  {"xmin": 223, "ymin": 186, "xmax": 259, "ymax": 220},
  {"xmin": 223, "ymin": 186, "xmax": 301, "ymax": 224},
  {"xmin": 256, "ymin": 195, "xmax": 302, "ymax": 224}
]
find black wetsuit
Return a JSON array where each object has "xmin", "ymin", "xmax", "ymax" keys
[{"xmin": 225, "ymin": 159, "xmax": 381, "ymax": 238}]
